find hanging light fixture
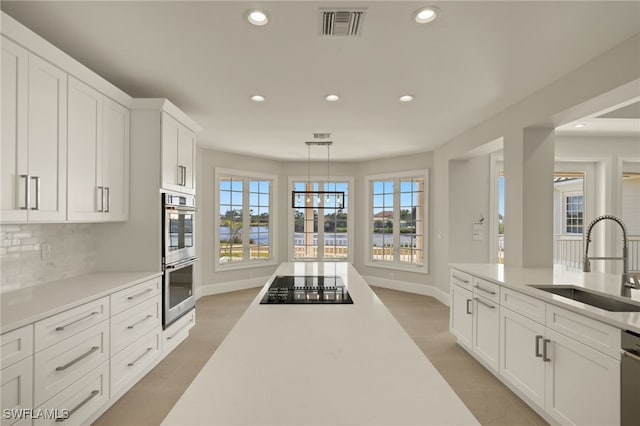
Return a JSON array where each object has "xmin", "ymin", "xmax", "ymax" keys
[{"xmin": 291, "ymin": 138, "xmax": 345, "ymax": 209}]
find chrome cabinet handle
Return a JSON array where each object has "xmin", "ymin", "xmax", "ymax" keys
[
  {"xmin": 55, "ymin": 311, "xmax": 99, "ymax": 331},
  {"xmin": 127, "ymin": 288, "xmax": 153, "ymax": 300},
  {"xmin": 465, "ymin": 299, "xmax": 472, "ymax": 315},
  {"xmin": 97, "ymin": 186, "xmax": 104, "ymax": 212},
  {"xmin": 474, "ymin": 284, "xmax": 496, "ymax": 295},
  {"xmin": 542, "ymin": 339, "xmax": 551, "ymax": 362},
  {"xmin": 128, "ymin": 347, "xmax": 153, "ymax": 367},
  {"xmin": 623, "ymin": 351, "xmax": 640, "ymax": 363},
  {"xmin": 452, "ymin": 274, "xmax": 469, "ymax": 284},
  {"xmin": 55, "ymin": 389, "xmax": 99, "ymax": 422},
  {"xmin": 475, "ymin": 297, "xmax": 496, "ymax": 309},
  {"xmin": 105, "ymin": 187, "xmax": 110, "ymax": 212},
  {"xmin": 167, "ymin": 318, "xmax": 194, "ymax": 340},
  {"xmin": 127, "ymin": 314, "xmax": 153, "ymax": 329},
  {"xmin": 31, "ymin": 176, "xmax": 41, "ymax": 210},
  {"xmin": 535, "ymin": 335, "xmax": 543, "ymax": 357},
  {"xmin": 55, "ymin": 346, "xmax": 99, "ymax": 371},
  {"xmin": 177, "ymin": 165, "xmax": 184, "ymax": 186},
  {"xmin": 19, "ymin": 174, "xmax": 29, "ymax": 210}
]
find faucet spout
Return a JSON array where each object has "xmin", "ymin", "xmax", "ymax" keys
[{"xmin": 582, "ymin": 215, "xmax": 637, "ymax": 293}]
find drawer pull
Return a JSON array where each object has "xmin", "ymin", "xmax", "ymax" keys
[
  {"xmin": 55, "ymin": 389, "xmax": 99, "ymax": 422},
  {"xmin": 475, "ymin": 297, "xmax": 496, "ymax": 309},
  {"xmin": 167, "ymin": 318, "xmax": 194, "ymax": 340},
  {"xmin": 452, "ymin": 274, "xmax": 469, "ymax": 283},
  {"xmin": 474, "ymin": 284, "xmax": 496, "ymax": 295},
  {"xmin": 127, "ymin": 288, "xmax": 153, "ymax": 300},
  {"xmin": 55, "ymin": 312, "xmax": 100, "ymax": 331},
  {"xmin": 543, "ymin": 339, "xmax": 551, "ymax": 362},
  {"xmin": 535, "ymin": 335, "xmax": 543, "ymax": 357},
  {"xmin": 56, "ymin": 346, "xmax": 100, "ymax": 371},
  {"xmin": 128, "ymin": 314, "xmax": 154, "ymax": 329},
  {"xmin": 128, "ymin": 347, "xmax": 153, "ymax": 367}
]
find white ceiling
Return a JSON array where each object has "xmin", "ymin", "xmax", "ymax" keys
[{"xmin": 2, "ymin": 1, "xmax": 639, "ymax": 161}]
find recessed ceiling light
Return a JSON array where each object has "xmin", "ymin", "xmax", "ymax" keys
[
  {"xmin": 251, "ymin": 95, "xmax": 265, "ymax": 102},
  {"xmin": 325, "ymin": 94, "xmax": 340, "ymax": 102},
  {"xmin": 413, "ymin": 6, "xmax": 440, "ymax": 24},
  {"xmin": 246, "ymin": 9, "xmax": 269, "ymax": 26},
  {"xmin": 574, "ymin": 123, "xmax": 586, "ymax": 128},
  {"xmin": 399, "ymin": 95, "xmax": 414, "ymax": 102}
]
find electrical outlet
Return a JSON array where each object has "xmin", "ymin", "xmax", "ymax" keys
[{"xmin": 41, "ymin": 242, "xmax": 52, "ymax": 260}]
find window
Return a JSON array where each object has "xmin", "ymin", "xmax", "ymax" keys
[
  {"xmin": 564, "ymin": 193, "xmax": 584, "ymax": 234},
  {"xmin": 290, "ymin": 179, "xmax": 352, "ymax": 261},
  {"xmin": 366, "ymin": 170, "xmax": 428, "ymax": 271},
  {"xmin": 216, "ymin": 168, "xmax": 276, "ymax": 269}
]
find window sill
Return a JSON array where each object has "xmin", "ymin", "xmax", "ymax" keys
[
  {"xmin": 215, "ymin": 259, "xmax": 277, "ymax": 272},
  {"xmin": 363, "ymin": 260, "xmax": 429, "ymax": 274}
]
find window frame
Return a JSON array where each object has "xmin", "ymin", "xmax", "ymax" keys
[
  {"xmin": 287, "ymin": 176, "xmax": 354, "ymax": 263},
  {"xmin": 563, "ymin": 191, "xmax": 584, "ymax": 235},
  {"xmin": 215, "ymin": 167, "xmax": 278, "ymax": 271},
  {"xmin": 364, "ymin": 169, "xmax": 429, "ymax": 273}
]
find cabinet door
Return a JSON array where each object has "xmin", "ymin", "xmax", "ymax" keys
[
  {"xmin": 1, "ymin": 357, "xmax": 33, "ymax": 426},
  {"xmin": 472, "ymin": 295, "xmax": 499, "ymax": 371},
  {"xmin": 178, "ymin": 127, "xmax": 196, "ymax": 194},
  {"xmin": 67, "ymin": 76, "xmax": 103, "ymax": 221},
  {"xmin": 161, "ymin": 112, "xmax": 181, "ymax": 191},
  {"xmin": 102, "ymin": 97, "xmax": 130, "ymax": 221},
  {"xmin": 544, "ymin": 328, "xmax": 620, "ymax": 426},
  {"xmin": 450, "ymin": 283, "xmax": 473, "ymax": 349},
  {"xmin": 499, "ymin": 307, "xmax": 545, "ymax": 408},
  {"xmin": 27, "ymin": 54, "xmax": 67, "ymax": 222},
  {"xmin": 1, "ymin": 37, "xmax": 29, "ymax": 222}
]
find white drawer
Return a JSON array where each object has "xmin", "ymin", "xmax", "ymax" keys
[
  {"xmin": 473, "ymin": 277, "xmax": 500, "ymax": 304},
  {"xmin": 162, "ymin": 309, "xmax": 195, "ymax": 355},
  {"xmin": 1, "ymin": 356, "xmax": 33, "ymax": 426},
  {"xmin": 34, "ymin": 321, "xmax": 109, "ymax": 406},
  {"xmin": 34, "ymin": 297, "xmax": 109, "ymax": 352},
  {"xmin": 450, "ymin": 269, "xmax": 473, "ymax": 291},
  {"xmin": 34, "ymin": 361, "xmax": 109, "ymax": 426},
  {"xmin": 111, "ymin": 297, "xmax": 161, "ymax": 355},
  {"xmin": 110, "ymin": 327, "xmax": 161, "ymax": 397},
  {"xmin": 546, "ymin": 304, "xmax": 620, "ymax": 360},
  {"xmin": 1, "ymin": 324, "xmax": 33, "ymax": 369},
  {"xmin": 501, "ymin": 288, "xmax": 546, "ymax": 324},
  {"xmin": 111, "ymin": 277, "xmax": 161, "ymax": 316}
]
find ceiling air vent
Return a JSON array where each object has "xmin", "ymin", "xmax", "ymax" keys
[{"xmin": 320, "ymin": 9, "xmax": 366, "ymax": 36}]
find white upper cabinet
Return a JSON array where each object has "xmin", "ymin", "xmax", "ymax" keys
[
  {"xmin": 68, "ymin": 76, "xmax": 130, "ymax": 222},
  {"xmin": 1, "ymin": 36, "xmax": 67, "ymax": 223},
  {"xmin": 162, "ymin": 112, "xmax": 196, "ymax": 195}
]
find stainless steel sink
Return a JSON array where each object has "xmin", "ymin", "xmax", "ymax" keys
[{"xmin": 532, "ymin": 285, "xmax": 640, "ymax": 312}]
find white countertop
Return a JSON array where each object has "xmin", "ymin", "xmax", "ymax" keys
[
  {"xmin": 162, "ymin": 262, "xmax": 479, "ymax": 426},
  {"xmin": 1, "ymin": 271, "xmax": 161, "ymax": 334},
  {"xmin": 450, "ymin": 263, "xmax": 640, "ymax": 333}
]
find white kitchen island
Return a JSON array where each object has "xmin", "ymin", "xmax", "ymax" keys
[{"xmin": 162, "ymin": 262, "xmax": 478, "ymax": 425}]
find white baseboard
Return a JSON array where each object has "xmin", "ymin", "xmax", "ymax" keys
[
  {"xmin": 197, "ymin": 276, "xmax": 269, "ymax": 299},
  {"xmin": 362, "ymin": 275, "xmax": 450, "ymax": 306}
]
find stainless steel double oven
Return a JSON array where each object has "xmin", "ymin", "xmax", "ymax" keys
[{"xmin": 162, "ymin": 193, "xmax": 197, "ymax": 328}]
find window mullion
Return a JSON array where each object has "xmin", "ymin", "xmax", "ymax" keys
[
  {"xmin": 318, "ymin": 181, "xmax": 325, "ymax": 260},
  {"xmin": 243, "ymin": 178, "xmax": 250, "ymax": 260},
  {"xmin": 393, "ymin": 177, "xmax": 401, "ymax": 263}
]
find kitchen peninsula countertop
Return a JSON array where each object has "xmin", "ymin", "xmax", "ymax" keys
[
  {"xmin": 1, "ymin": 271, "xmax": 161, "ymax": 334},
  {"xmin": 450, "ymin": 263, "xmax": 640, "ymax": 333},
  {"xmin": 162, "ymin": 262, "xmax": 479, "ymax": 426}
]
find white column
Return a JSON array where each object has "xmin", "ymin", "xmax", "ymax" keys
[{"xmin": 504, "ymin": 127, "xmax": 555, "ymax": 267}]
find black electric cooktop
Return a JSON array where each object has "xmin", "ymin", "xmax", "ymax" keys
[{"xmin": 260, "ymin": 276, "xmax": 354, "ymax": 304}]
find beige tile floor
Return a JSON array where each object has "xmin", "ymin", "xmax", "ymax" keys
[{"xmin": 94, "ymin": 286, "xmax": 548, "ymax": 426}]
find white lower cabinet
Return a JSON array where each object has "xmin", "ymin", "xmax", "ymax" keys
[
  {"xmin": 450, "ymin": 283, "xmax": 473, "ymax": 349},
  {"xmin": 1, "ymin": 357, "xmax": 33, "ymax": 426},
  {"xmin": 111, "ymin": 328, "xmax": 161, "ymax": 397},
  {"xmin": 472, "ymin": 294, "xmax": 500, "ymax": 371},
  {"xmin": 34, "ymin": 361, "xmax": 109, "ymax": 426},
  {"xmin": 162, "ymin": 309, "xmax": 196, "ymax": 355},
  {"xmin": 452, "ymin": 267, "xmax": 621, "ymax": 426},
  {"xmin": 500, "ymin": 306, "xmax": 546, "ymax": 408}
]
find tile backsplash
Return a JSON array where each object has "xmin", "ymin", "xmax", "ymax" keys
[{"xmin": 1, "ymin": 223, "xmax": 97, "ymax": 293}]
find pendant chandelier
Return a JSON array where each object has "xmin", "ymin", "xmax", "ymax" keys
[{"xmin": 291, "ymin": 139, "xmax": 345, "ymax": 209}]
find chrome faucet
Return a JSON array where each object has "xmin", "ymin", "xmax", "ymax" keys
[{"xmin": 583, "ymin": 215, "xmax": 638, "ymax": 295}]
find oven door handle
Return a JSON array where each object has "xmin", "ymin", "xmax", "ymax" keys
[
  {"xmin": 165, "ymin": 258, "xmax": 198, "ymax": 270},
  {"xmin": 165, "ymin": 205, "xmax": 198, "ymax": 213}
]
